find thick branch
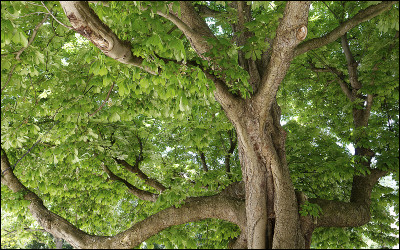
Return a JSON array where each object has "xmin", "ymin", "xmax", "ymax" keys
[
  {"xmin": 155, "ymin": 2, "xmax": 244, "ymax": 113},
  {"xmin": 309, "ymin": 168, "xmax": 387, "ymax": 227},
  {"xmin": 59, "ymin": 1, "xmax": 155, "ymax": 74},
  {"xmin": 228, "ymin": 2, "xmax": 262, "ymax": 94},
  {"xmin": 1, "ymin": 148, "xmax": 90, "ymax": 248},
  {"xmin": 341, "ymin": 34, "xmax": 362, "ymax": 90},
  {"xmin": 350, "ymin": 168, "xmax": 387, "ymax": 205},
  {"xmin": 309, "ymin": 198, "xmax": 371, "ymax": 227},
  {"xmin": 255, "ymin": 2, "xmax": 310, "ymax": 122},
  {"xmin": 295, "ymin": 1, "xmax": 396, "ymax": 57},
  {"xmin": 158, "ymin": 2, "xmax": 215, "ymax": 60},
  {"xmin": 2, "ymin": 148, "xmax": 245, "ymax": 249}
]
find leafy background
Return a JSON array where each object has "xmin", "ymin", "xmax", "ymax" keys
[{"xmin": 1, "ymin": 1, "xmax": 398, "ymax": 249}]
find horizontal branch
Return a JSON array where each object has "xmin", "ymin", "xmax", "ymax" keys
[
  {"xmin": 310, "ymin": 168, "xmax": 387, "ymax": 228},
  {"xmin": 294, "ymin": 1, "xmax": 396, "ymax": 57},
  {"xmin": 309, "ymin": 198, "xmax": 371, "ymax": 227},
  {"xmin": 308, "ymin": 59, "xmax": 354, "ymax": 101},
  {"xmin": 1, "ymin": 148, "xmax": 245, "ymax": 249}
]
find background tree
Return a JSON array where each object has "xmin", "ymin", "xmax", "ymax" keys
[{"xmin": 1, "ymin": 1, "xmax": 398, "ymax": 249}]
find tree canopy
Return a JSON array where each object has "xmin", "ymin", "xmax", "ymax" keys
[{"xmin": 1, "ymin": 1, "xmax": 399, "ymax": 249}]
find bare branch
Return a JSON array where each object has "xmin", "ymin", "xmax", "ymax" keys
[
  {"xmin": 307, "ymin": 56, "xmax": 354, "ymax": 101},
  {"xmin": 103, "ymin": 164, "xmax": 158, "ymax": 202},
  {"xmin": 113, "ymin": 158, "xmax": 166, "ymax": 192},
  {"xmin": 295, "ymin": 1, "xmax": 396, "ymax": 57},
  {"xmin": 89, "ymin": 82, "xmax": 115, "ymax": 117},
  {"xmin": 41, "ymin": 2, "xmax": 72, "ymax": 30},
  {"xmin": 16, "ymin": 13, "xmax": 50, "ymax": 60}
]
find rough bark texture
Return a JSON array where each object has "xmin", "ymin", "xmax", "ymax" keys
[{"xmin": 217, "ymin": 2, "xmax": 311, "ymax": 248}]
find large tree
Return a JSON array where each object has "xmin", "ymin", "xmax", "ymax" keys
[{"xmin": 1, "ymin": 1, "xmax": 398, "ymax": 249}]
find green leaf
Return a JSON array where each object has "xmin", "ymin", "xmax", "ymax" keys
[
  {"xmin": 103, "ymin": 75, "xmax": 112, "ymax": 86},
  {"xmin": 98, "ymin": 65, "xmax": 108, "ymax": 76},
  {"xmin": 109, "ymin": 112, "xmax": 120, "ymax": 122}
]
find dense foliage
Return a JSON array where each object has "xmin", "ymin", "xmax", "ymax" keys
[{"xmin": 1, "ymin": 1, "xmax": 398, "ymax": 249}]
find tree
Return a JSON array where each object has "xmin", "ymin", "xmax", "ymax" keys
[{"xmin": 1, "ymin": 1, "xmax": 398, "ymax": 249}]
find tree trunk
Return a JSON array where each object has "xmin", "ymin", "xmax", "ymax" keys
[{"xmin": 225, "ymin": 98, "xmax": 305, "ymax": 248}]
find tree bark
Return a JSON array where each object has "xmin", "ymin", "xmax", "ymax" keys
[{"xmin": 224, "ymin": 98, "xmax": 305, "ymax": 248}]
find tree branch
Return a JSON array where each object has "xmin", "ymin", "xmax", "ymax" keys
[
  {"xmin": 193, "ymin": 4, "xmax": 226, "ymax": 18},
  {"xmin": 340, "ymin": 34, "xmax": 362, "ymax": 90},
  {"xmin": 255, "ymin": 1, "xmax": 310, "ymax": 121},
  {"xmin": 41, "ymin": 2, "xmax": 72, "ymax": 30},
  {"xmin": 307, "ymin": 57, "xmax": 354, "ymax": 101},
  {"xmin": 309, "ymin": 168, "xmax": 387, "ymax": 228},
  {"xmin": 16, "ymin": 13, "xmax": 50, "ymax": 60},
  {"xmin": 198, "ymin": 151, "xmax": 209, "ymax": 172},
  {"xmin": 59, "ymin": 1, "xmax": 155, "ymax": 74},
  {"xmin": 102, "ymin": 164, "xmax": 158, "ymax": 202},
  {"xmin": 2, "ymin": 14, "xmax": 50, "ymax": 94},
  {"xmin": 89, "ymin": 82, "xmax": 115, "ymax": 117},
  {"xmin": 113, "ymin": 158, "xmax": 166, "ymax": 192},
  {"xmin": 157, "ymin": 2, "xmax": 215, "ymax": 60},
  {"xmin": 1, "ymin": 148, "xmax": 245, "ymax": 249},
  {"xmin": 225, "ymin": 130, "xmax": 237, "ymax": 174},
  {"xmin": 294, "ymin": 1, "xmax": 396, "ymax": 57}
]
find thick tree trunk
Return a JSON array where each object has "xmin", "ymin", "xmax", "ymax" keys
[{"xmin": 226, "ymin": 99, "xmax": 305, "ymax": 248}]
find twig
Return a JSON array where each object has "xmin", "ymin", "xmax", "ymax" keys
[
  {"xmin": 322, "ymin": 1, "xmax": 341, "ymax": 21},
  {"xmin": 1, "ymin": 64, "xmax": 16, "ymax": 94},
  {"xmin": 89, "ymin": 82, "xmax": 115, "ymax": 117},
  {"xmin": 41, "ymin": 1, "xmax": 73, "ymax": 30},
  {"xmin": 19, "ymin": 11, "xmax": 48, "ymax": 18},
  {"xmin": 1, "ymin": 120, "xmax": 60, "ymax": 175},
  {"xmin": 2, "ymin": 13, "xmax": 49, "ymax": 94},
  {"xmin": 16, "ymin": 13, "xmax": 50, "ymax": 60}
]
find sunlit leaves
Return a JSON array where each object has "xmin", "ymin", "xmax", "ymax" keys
[{"xmin": 1, "ymin": 1, "xmax": 398, "ymax": 249}]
